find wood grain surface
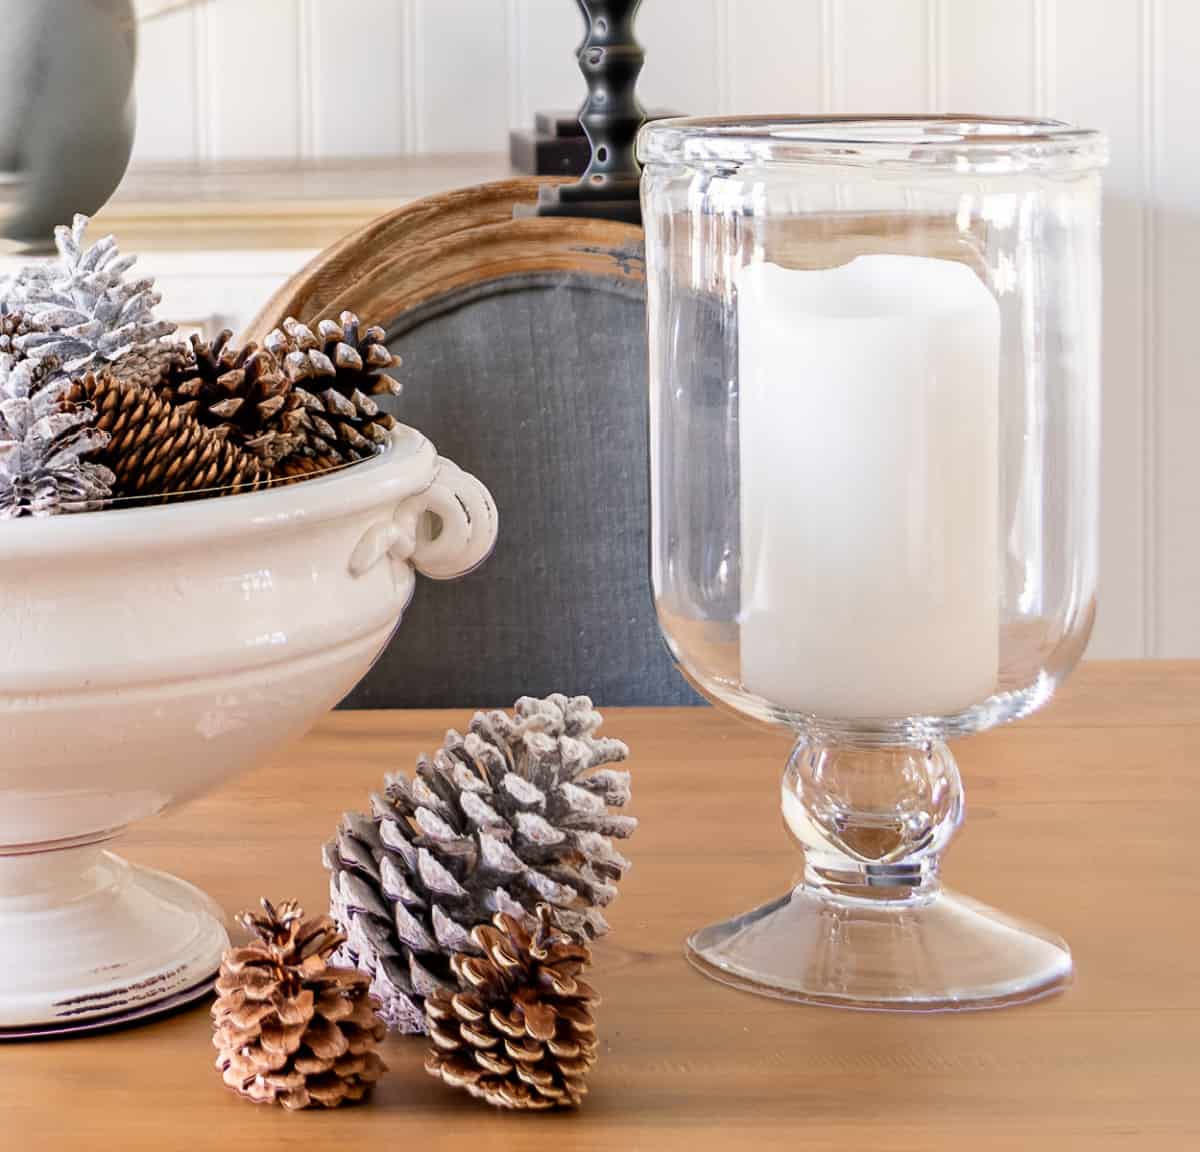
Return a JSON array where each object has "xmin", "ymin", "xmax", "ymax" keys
[
  {"xmin": 2, "ymin": 661, "xmax": 1197, "ymax": 1151},
  {"xmin": 242, "ymin": 177, "xmax": 641, "ymax": 346},
  {"xmin": 86, "ymin": 155, "xmax": 515, "ymax": 253}
]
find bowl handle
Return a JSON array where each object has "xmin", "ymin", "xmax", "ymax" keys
[{"xmin": 349, "ymin": 458, "xmax": 498, "ymax": 581}]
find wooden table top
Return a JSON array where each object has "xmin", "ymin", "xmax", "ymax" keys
[
  {"xmin": 92, "ymin": 154, "xmax": 514, "ymax": 252},
  {"xmin": 4, "ymin": 661, "xmax": 1198, "ymax": 1151}
]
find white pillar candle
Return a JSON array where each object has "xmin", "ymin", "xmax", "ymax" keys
[{"xmin": 737, "ymin": 254, "xmax": 1000, "ymax": 719}]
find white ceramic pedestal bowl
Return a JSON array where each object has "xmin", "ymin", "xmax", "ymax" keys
[{"xmin": 0, "ymin": 426, "xmax": 497, "ymax": 1035}]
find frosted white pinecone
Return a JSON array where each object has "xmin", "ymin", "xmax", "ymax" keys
[
  {"xmin": 7, "ymin": 215, "xmax": 176, "ymax": 379},
  {"xmin": 323, "ymin": 694, "xmax": 636, "ymax": 1034},
  {"xmin": 0, "ymin": 353, "xmax": 113, "ymax": 517}
]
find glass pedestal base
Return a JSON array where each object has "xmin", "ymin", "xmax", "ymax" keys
[{"xmin": 687, "ymin": 882, "xmax": 1072, "ymax": 1011}]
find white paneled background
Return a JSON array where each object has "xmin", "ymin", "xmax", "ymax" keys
[{"xmin": 131, "ymin": 0, "xmax": 1198, "ymax": 661}]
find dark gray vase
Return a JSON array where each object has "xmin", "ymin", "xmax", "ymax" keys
[{"xmin": 0, "ymin": 0, "xmax": 137, "ymax": 247}]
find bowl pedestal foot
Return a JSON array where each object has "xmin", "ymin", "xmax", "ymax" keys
[{"xmin": 0, "ymin": 844, "xmax": 228, "ymax": 1035}]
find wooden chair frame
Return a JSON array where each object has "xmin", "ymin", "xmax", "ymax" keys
[{"xmin": 245, "ymin": 179, "xmax": 644, "ymax": 342}]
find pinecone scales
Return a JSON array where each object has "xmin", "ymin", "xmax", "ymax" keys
[
  {"xmin": 0, "ymin": 309, "xmax": 34, "ymax": 356},
  {"xmin": 265, "ymin": 313, "xmax": 401, "ymax": 463},
  {"xmin": 147, "ymin": 313, "xmax": 401, "ymax": 470},
  {"xmin": 8, "ymin": 214, "xmax": 176, "ymax": 378},
  {"xmin": 153, "ymin": 330, "xmax": 306, "ymax": 466},
  {"xmin": 67, "ymin": 372, "xmax": 265, "ymax": 502},
  {"xmin": 324, "ymin": 694, "xmax": 635, "ymax": 1035},
  {"xmin": 274, "ymin": 451, "xmax": 344, "ymax": 482},
  {"xmin": 213, "ymin": 899, "xmax": 387, "ymax": 1111},
  {"xmin": 425, "ymin": 906, "xmax": 599, "ymax": 1110},
  {"xmin": 0, "ymin": 352, "xmax": 113, "ymax": 518}
]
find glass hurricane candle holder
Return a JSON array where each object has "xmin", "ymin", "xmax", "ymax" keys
[{"xmin": 639, "ymin": 116, "xmax": 1107, "ymax": 1010}]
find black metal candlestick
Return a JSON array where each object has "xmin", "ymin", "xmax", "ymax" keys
[{"xmin": 533, "ymin": 0, "xmax": 645, "ymax": 224}]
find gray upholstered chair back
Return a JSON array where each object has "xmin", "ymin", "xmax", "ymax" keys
[{"xmin": 247, "ymin": 180, "xmax": 698, "ymax": 709}]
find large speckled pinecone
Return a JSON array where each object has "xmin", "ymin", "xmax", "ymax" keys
[
  {"xmin": 264, "ymin": 312, "xmax": 401, "ymax": 463},
  {"xmin": 324, "ymin": 694, "xmax": 635, "ymax": 1035},
  {"xmin": 8, "ymin": 214, "xmax": 175, "ymax": 378},
  {"xmin": 0, "ymin": 352, "xmax": 113, "ymax": 518},
  {"xmin": 425, "ymin": 905, "xmax": 599, "ymax": 1110},
  {"xmin": 152, "ymin": 330, "xmax": 306, "ymax": 466},
  {"xmin": 212, "ymin": 899, "xmax": 387, "ymax": 1111},
  {"xmin": 66, "ymin": 371, "xmax": 265, "ymax": 502},
  {"xmin": 108, "ymin": 337, "xmax": 189, "ymax": 390}
]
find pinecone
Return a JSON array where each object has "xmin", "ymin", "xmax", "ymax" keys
[
  {"xmin": 0, "ymin": 352, "xmax": 113, "ymax": 517},
  {"xmin": 8, "ymin": 215, "xmax": 175, "ymax": 378},
  {"xmin": 272, "ymin": 451, "xmax": 345, "ymax": 483},
  {"xmin": 425, "ymin": 905, "xmax": 599, "ymax": 1110},
  {"xmin": 154, "ymin": 330, "xmax": 307, "ymax": 466},
  {"xmin": 213, "ymin": 899, "xmax": 387, "ymax": 1111},
  {"xmin": 66, "ymin": 372, "xmax": 265, "ymax": 503},
  {"xmin": 264, "ymin": 312, "xmax": 401, "ymax": 463},
  {"xmin": 109, "ymin": 337, "xmax": 191, "ymax": 390},
  {"xmin": 324, "ymin": 694, "xmax": 635, "ymax": 1035}
]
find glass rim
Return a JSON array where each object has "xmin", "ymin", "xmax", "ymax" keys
[{"xmin": 637, "ymin": 115, "xmax": 1108, "ymax": 173}]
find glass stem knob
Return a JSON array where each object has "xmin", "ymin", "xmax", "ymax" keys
[{"xmin": 783, "ymin": 739, "xmax": 964, "ymax": 901}]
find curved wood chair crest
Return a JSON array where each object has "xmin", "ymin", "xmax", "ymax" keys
[
  {"xmin": 244, "ymin": 179, "xmax": 643, "ymax": 342},
  {"xmin": 248, "ymin": 178, "xmax": 696, "ymax": 709}
]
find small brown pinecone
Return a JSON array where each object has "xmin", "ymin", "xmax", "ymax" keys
[
  {"xmin": 264, "ymin": 312, "xmax": 401, "ymax": 464},
  {"xmin": 66, "ymin": 372, "xmax": 265, "ymax": 502},
  {"xmin": 213, "ymin": 899, "xmax": 387, "ymax": 1111},
  {"xmin": 425, "ymin": 906, "xmax": 599, "ymax": 1111},
  {"xmin": 154, "ymin": 330, "xmax": 306, "ymax": 466}
]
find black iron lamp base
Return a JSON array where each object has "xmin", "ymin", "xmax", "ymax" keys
[{"xmin": 531, "ymin": 0, "xmax": 646, "ymax": 225}]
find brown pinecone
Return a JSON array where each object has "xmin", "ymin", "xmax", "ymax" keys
[
  {"xmin": 272, "ymin": 451, "xmax": 345, "ymax": 482},
  {"xmin": 109, "ymin": 338, "xmax": 190, "ymax": 389},
  {"xmin": 425, "ymin": 906, "xmax": 599, "ymax": 1111},
  {"xmin": 213, "ymin": 899, "xmax": 387, "ymax": 1111},
  {"xmin": 66, "ymin": 372, "xmax": 265, "ymax": 502},
  {"xmin": 154, "ymin": 330, "xmax": 305, "ymax": 466},
  {"xmin": 264, "ymin": 312, "xmax": 401, "ymax": 463}
]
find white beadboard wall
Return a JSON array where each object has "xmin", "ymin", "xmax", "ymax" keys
[{"xmin": 131, "ymin": 0, "xmax": 1196, "ymax": 660}]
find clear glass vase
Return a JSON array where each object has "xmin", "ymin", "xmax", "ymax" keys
[{"xmin": 638, "ymin": 116, "xmax": 1107, "ymax": 1010}]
